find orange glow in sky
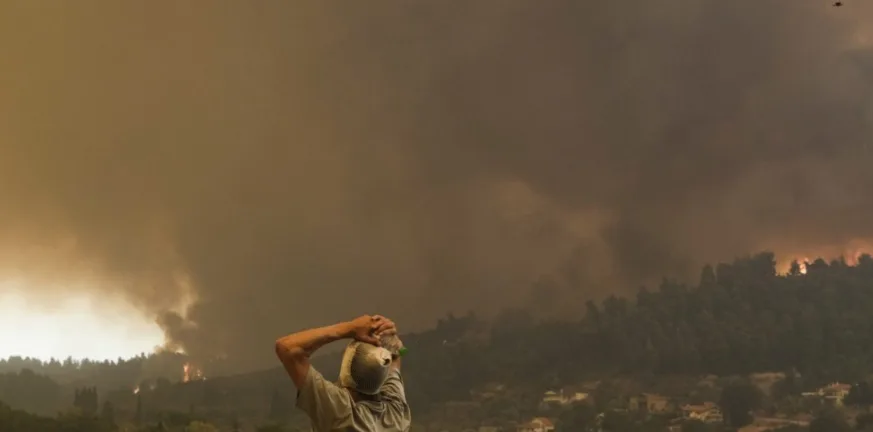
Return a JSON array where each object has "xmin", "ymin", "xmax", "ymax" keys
[
  {"xmin": 0, "ymin": 281, "xmax": 165, "ymax": 361},
  {"xmin": 774, "ymin": 240, "xmax": 873, "ymax": 275}
]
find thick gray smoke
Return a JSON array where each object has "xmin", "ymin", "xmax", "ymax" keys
[{"xmin": 1, "ymin": 1, "xmax": 872, "ymax": 371}]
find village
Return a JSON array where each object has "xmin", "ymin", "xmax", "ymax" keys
[{"xmin": 418, "ymin": 372, "xmax": 861, "ymax": 432}]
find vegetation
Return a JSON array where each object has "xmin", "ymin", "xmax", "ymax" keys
[
  {"xmin": 6, "ymin": 251, "xmax": 873, "ymax": 430},
  {"xmin": 0, "ymin": 400, "xmax": 117, "ymax": 432},
  {"xmin": 404, "ymin": 252, "xmax": 873, "ymax": 406}
]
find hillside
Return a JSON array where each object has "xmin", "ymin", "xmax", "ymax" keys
[{"xmin": 5, "ymin": 252, "xmax": 873, "ymax": 430}]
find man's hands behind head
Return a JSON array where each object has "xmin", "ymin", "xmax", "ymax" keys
[
  {"xmin": 371, "ymin": 315, "xmax": 397, "ymax": 339},
  {"xmin": 347, "ymin": 315, "xmax": 397, "ymax": 346}
]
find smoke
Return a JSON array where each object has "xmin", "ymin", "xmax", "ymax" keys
[{"xmin": 1, "ymin": 0, "xmax": 873, "ymax": 371}]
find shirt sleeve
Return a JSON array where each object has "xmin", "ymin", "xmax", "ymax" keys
[
  {"xmin": 295, "ymin": 366, "xmax": 353, "ymax": 431},
  {"xmin": 380, "ymin": 368, "xmax": 412, "ymax": 428}
]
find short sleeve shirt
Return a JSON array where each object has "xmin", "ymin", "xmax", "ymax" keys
[{"xmin": 295, "ymin": 365, "xmax": 412, "ymax": 432}]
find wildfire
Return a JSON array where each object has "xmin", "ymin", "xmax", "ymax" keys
[
  {"xmin": 799, "ymin": 258, "xmax": 809, "ymax": 275},
  {"xmin": 182, "ymin": 362, "xmax": 205, "ymax": 383},
  {"xmin": 775, "ymin": 239, "xmax": 873, "ymax": 275}
]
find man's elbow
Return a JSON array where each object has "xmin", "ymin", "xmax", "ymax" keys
[
  {"xmin": 274, "ymin": 339, "xmax": 305, "ymax": 362},
  {"xmin": 275, "ymin": 340, "xmax": 310, "ymax": 388}
]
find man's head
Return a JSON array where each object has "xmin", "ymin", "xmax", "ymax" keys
[{"xmin": 338, "ymin": 341, "xmax": 393, "ymax": 395}]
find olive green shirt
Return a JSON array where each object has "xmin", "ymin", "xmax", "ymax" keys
[{"xmin": 296, "ymin": 366, "xmax": 411, "ymax": 432}]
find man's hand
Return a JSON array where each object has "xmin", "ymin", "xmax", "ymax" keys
[
  {"xmin": 372, "ymin": 315, "xmax": 397, "ymax": 339},
  {"xmin": 346, "ymin": 315, "xmax": 396, "ymax": 345}
]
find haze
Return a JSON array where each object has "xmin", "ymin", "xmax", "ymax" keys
[{"xmin": 1, "ymin": 1, "xmax": 872, "ymax": 371}]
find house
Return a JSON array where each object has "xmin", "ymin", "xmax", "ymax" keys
[
  {"xmin": 823, "ymin": 382, "xmax": 852, "ymax": 405},
  {"xmin": 628, "ymin": 393, "xmax": 672, "ymax": 414},
  {"xmin": 472, "ymin": 382, "xmax": 507, "ymax": 401},
  {"xmin": 680, "ymin": 402, "xmax": 723, "ymax": 424},
  {"xmin": 517, "ymin": 417, "xmax": 555, "ymax": 432},
  {"xmin": 801, "ymin": 382, "xmax": 852, "ymax": 406},
  {"xmin": 542, "ymin": 390, "xmax": 564, "ymax": 405},
  {"xmin": 541, "ymin": 387, "xmax": 590, "ymax": 406}
]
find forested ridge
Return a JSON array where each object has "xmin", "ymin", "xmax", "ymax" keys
[{"xmin": 401, "ymin": 252, "xmax": 873, "ymax": 404}]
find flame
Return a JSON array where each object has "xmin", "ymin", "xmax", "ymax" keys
[
  {"xmin": 775, "ymin": 240, "xmax": 873, "ymax": 275},
  {"xmin": 182, "ymin": 362, "xmax": 205, "ymax": 383},
  {"xmin": 799, "ymin": 258, "xmax": 809, "ymax": 275},
  {"xmin": 133, "ymin": 385, "xmax": 140, "ymax": 395}
]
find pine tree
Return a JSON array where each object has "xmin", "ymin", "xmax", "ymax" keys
[
  {"xmin": 135, "ymin": 392, "xmax": 143, "ymax": 425},
  {"xmin": 100, "ymin": 401, "xmax": 116, "ymax": 426}
]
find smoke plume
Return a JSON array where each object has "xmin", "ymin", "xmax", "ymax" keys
[{"xmin": 2, "ymin": 1, "xmax": 873, "ymax": 371}]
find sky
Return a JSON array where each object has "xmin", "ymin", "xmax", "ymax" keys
[{"xmin": 1, "ymin": 1, "xmax": 872, "ymax": 371}]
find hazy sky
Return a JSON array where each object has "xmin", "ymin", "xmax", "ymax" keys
[{"xmin": 1, "ymin": 1, "xmax": 872, "ymax": 371}]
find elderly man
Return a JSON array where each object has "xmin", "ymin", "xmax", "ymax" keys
[{"xmin": 275, "ymin": 315, "xmax": 411, "ymax": 432}]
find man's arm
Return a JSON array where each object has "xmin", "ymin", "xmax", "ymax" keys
[
  {"xmin": 274, "ymin": 315, "xmax": 392, "ymax": 388},
  {"xmin": 380, "ymin": 363, "xmax": 411, "ymax": 429},
  {"xmin": 275, "ymin": 322, "xmax": 352, "ymax": 388},
  {"xmin": 388, "ymin": 337, "xmax": 404, "ymax": 371}
]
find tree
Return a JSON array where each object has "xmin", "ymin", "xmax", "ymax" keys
[
  {"xmin": 771, "ymin": 370, "xmax": 803, "ymax": 400},
  {"xmin": 809, "ymin": 409, "xmax": 851, "ymax": 432},
  {"xmin": 720, "ymin": 382, "xmax": 763, "ymax": 427},
  {"xmin": 699, "ymin": 265, "xmax": 716, "ymax": 287},
  {"xmin": 772, "ymin": 426, "xmax": 806, "ymax": 432},
  {"xmin": 856, "ymin": 413, "xmax": 873, "ymax": 431},
  {"xmin": 844, "ymin": 381, "xmax": 873, "ymax": 406},
  {"xmin": 135, "ymin": 392, "xmax": 143, "ymax": 425},
  {"xmin": 73, "ymin": 386, "xmax": 99, "ymax": 416},
  {"xmin": 601, "ymin": 410, "xmax": 633, "ymax": 432},
  {"xmin": 186, "ymin": 421, "xmax": 219, "ymax": 432},
  {"xmin": 100, "ymin": 401, "xmax": 116, "ymax": 427},
  {"xmin": 584, "ymin": 300, "xmax": 602, "ymax": 330},
  {"xmin": 557, "ymin": 403, "xmax": 596, "ymax": 431},
  {"xmin": 164, "ymin": 411, "xmax": 195, "ymax": 429},
  {"xmin": 681, "ymin": 420, "xmax": 713, "ymax": 432}
]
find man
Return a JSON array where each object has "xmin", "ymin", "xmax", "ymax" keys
[{"xmin": 275, "ymin": 315, "xmax": 411, "ymax": 432}]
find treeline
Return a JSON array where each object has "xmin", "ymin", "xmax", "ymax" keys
[
  {"xmin": 0, "ymin": 366, "xmax": 309, "ymax": 430},
  {"xmin": 0, "ymin": 352, "xmax": 186, "ymax": 389},
  {"xmin": 0, "ymin": 398, "xmax": 235, "ymax": 432},
  {"xmin": 0, "ymin": 400, "xmax": 116, "ymax": 432},
  {"xmin": 0, "ymin": 369, "xmax": 62, "ymax": 416},
  {"xmin": 0, "ymin": 350, "xmax": 236, "ymax": 392},
  {"xmin": 399, "ymin": 252, "xmax": 873, "ymax": 407}
]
